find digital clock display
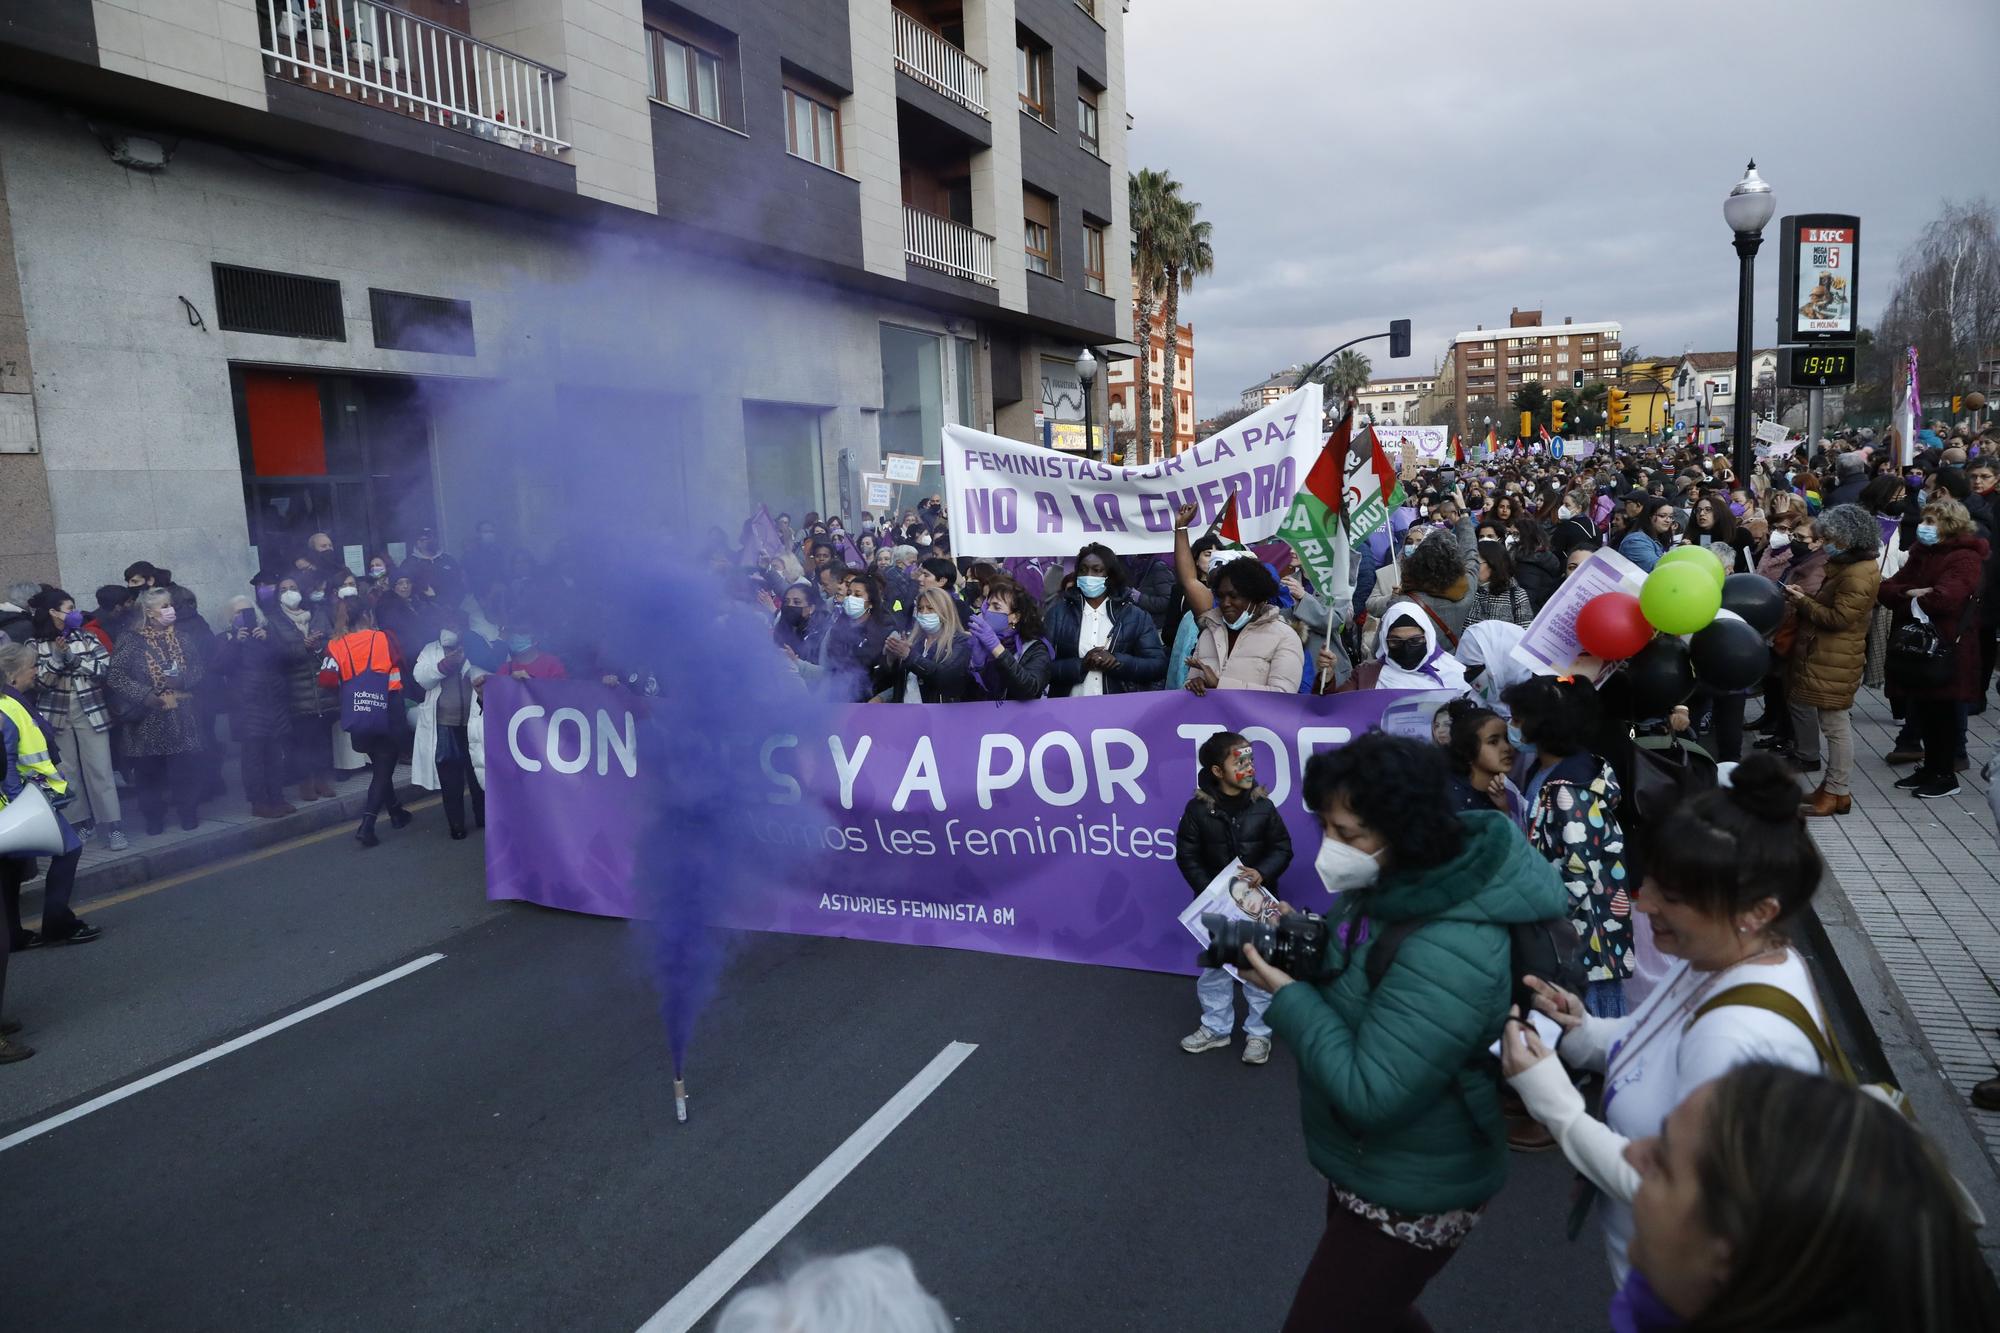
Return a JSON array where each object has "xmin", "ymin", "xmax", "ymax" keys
[{"xmin": 1782, "ymin": 346, "xmax": 1857, "ymax": 388}]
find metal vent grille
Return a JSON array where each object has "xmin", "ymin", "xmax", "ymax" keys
[
  {"xmin": 212, "ymin": 264, "xmax": 346, "ymax": 341},
  {"xmin": 370, "ymin": 289, "xmax": 475, "ymax": 357}
]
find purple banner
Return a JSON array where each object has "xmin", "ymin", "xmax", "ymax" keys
[{"xmin": 482, "ymin": 682, "xmax": 1447, "ymax": 974}]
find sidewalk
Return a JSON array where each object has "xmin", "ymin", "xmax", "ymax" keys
[
  {"xmin": 1795, "ymin": 685, "xmax": 2000, "ymax": 1213},
  {"xmin": 16, "ymin": 758, "xmax": 420, "ymax": 912}
]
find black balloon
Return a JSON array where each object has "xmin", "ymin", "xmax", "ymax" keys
[
  {"xmin": 1624, "ymin": 637, "xmax": 1697, "ymax": 715},
  {"xmin": 1690, "ymin": 616, "xmax": 1770, "ymax": 692},
  {"xmin": 1720, "ymin": 573, "xmax": 1786, "ymax": 636}
]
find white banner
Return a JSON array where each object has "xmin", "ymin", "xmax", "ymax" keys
[
  {"xmin": 1371, "ymin": 425, "xmax": 1449, "ymax": 465},
  {"xmin": 943, "ymin": 385, "xmax": 1324, "ymax": 558}
]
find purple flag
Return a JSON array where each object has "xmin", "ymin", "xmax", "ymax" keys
[
  {"xmin": 483, "ymin": 681, "xmax": 1439, "ymax": 974},
  {"xmin": 737, "ymin": 504, "xmax": 784, "ymax": 567}
]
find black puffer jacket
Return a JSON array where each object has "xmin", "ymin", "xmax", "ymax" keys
[
  {"xmin": 1513, "ymin": 551, "xmax": 1562, "ymax": 612},
  {"xmin": 1174, "ymin": 772, "xmax": 1294, "ymax": 895},
  {"xmin": 1123, "ymin": 554, "xmax": 1179, "ymax": 644}
]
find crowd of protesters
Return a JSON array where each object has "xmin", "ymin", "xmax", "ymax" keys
[
  {"xmin": 6, "ymin": 414, "xmax": 2000, "ymax": 1327},
  {"xmin": 0, "ymin": 521, "xmax": 671, "ymax": 1063},
  {"xmin": 718, "ymin": 416, "xmax": 2000, "ymax": 1328}
]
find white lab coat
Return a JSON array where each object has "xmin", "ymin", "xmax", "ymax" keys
[{"xmin": 411, "ymin": 639, "xmax": 487, "ymax": 790}]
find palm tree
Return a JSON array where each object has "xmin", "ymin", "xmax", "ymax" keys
[
  {"xmin": 1313, "ymin": 349, "xmax": 1371, "ymax": 408},
  {"xmin": 1128, "ymin": 168, "xmax": 1182, "ymax": 461},
  {"xmin": 1156, "ymin": 200, "xmax": 1213, "ymax": 453}
]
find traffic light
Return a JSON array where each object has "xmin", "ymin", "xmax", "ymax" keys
[
  {"xmin": 1953, "ymin": 395, "xmax": 1963, "ymax": 415},
  {"xmin": 1519, "ymin": 410, "xmax": 1532, "ymax": 439},
  {"xmin": 1606, "ymin": 388, "xmax": 1629, "ymax": 431},
  {"xmin": 1550, "ymin": 399, "xmax": 1566, "ymax": 434},
  {"xmin": 1388, "ymin": 319, "xmax": 1412, "ymax": 359}
]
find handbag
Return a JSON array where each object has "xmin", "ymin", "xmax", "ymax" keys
[
  {"xmin": 1627, "ymin": 732, "xmax": 1717, "ymax": 825},
  {"xmin": 333, "ymin": 632, "xmax": 401, "ymax": 736},
  {"xmin": 1885, "ymin": 594, "xmax": 1963, "ymax": 692}
]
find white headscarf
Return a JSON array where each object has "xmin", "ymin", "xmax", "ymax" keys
[
  {"xmin": 1375, "ymin": 598, "xmax": 1469, "ymax": 692},
  {"xmin": 1455, "ymin": 621, "xmax": 1530, "ymax": 714}
]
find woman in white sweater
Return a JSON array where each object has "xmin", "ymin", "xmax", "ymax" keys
[{"xmin": 1498, "ymin": 755, "xmax": 1829, "ymax": 1282}]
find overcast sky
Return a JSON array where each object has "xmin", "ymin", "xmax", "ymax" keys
[{"xmin": 1125, "ymin": 0, "xmax": 1997, "ymax": 417}]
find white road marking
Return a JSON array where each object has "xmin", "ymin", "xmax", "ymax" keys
[
  {"xmin": 0, "ymin": 953, "xmax": 446, "ymax": 1154},
  {"xmin": 637, "ymin": 1039, "xmax": 979, "ymax": 1333}
]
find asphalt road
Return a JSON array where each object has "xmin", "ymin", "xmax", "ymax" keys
[{"xmin": 0, "ymin": 821, "xmax": 1614, "ymax": 1331}]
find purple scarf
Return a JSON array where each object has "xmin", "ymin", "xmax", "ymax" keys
[{"xmin": 1608, "ymin": 1270, "xmax": 1685, "ymax": 1333}]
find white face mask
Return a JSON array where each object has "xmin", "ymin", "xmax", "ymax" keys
[
  {"xmin": 842, "ymin": 595, "xmax": 867, "ymax": 619},
  {"xmin": 1557, "ymin": 505, "xmax": 1575, "ymax": 520},
  {"xmin": 1315, "ymin": 836, "xmax": 1383, "ymax": 894},
  {"xmin": 915, "ymin": 611, "xmax": 943, "ymax": 633},
  {"xmin": 1769, "ymin": 530, "xmax": 1792, "ymax": 549},
  {"xmin": 279, "ymin": 589, "xmax": 303, "ymax": 609}
]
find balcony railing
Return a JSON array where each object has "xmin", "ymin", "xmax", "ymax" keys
[
  {"xmin": 259, "ymin": 0, "xmax": 568, "ymax": 156},
  {"xmin": 904, "ymin": 207, "xmax": 995, "ymax": 286},
  {"xmin": 893, "ymin": 10, "xmax": 988, "ymax": 118}
]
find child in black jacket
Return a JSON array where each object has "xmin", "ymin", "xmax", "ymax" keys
[{"xmin": 1174, "ymin": 730, "xmax": 1293, "ymax": 1065}]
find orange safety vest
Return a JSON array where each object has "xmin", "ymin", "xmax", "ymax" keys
[{"xmin": 325, "ymin": 630, "xmax": 402, "ymax": 692}]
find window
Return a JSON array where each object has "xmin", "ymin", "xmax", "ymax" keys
[
  {"xmin": 1581, "ymin": 352, "xmax": 1595, "ymax": 363},
  {"xmin": 1077, "ymin": 85, "xmax": 1100, "ymax": 154},
  {"xmin": 649, "ymin": 26, "xmax": 721, "ymax": 122},
  {"xmin": 784, "ymin": 84, "xmax": 842, "ymax": 170},
  {"xmin": 1083, "ymin": 222, "xmax": 1106, "ymax": 293},
  {"xmin": 1024, "ymin": 187, "xmax": 1055, "ymax": 276},
  {"xmin": 1016, "ymin": 32, "xmax": 1051, "ymax": 120}
]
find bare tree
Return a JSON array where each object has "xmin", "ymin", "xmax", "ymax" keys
[{"xmin": 1879, "ymin": 199, "xmax": 2000, "ymax": 394}]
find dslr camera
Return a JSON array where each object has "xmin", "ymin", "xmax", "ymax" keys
[{"xmin": 1198, "ymin": 911, "xmax": 1330, "ymax": 978}]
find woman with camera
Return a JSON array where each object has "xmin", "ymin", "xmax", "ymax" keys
[{"xmin": 1233, "ymin": 733, "xmax": 1564, "ymax": 1332}]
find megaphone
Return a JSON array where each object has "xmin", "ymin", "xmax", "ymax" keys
[{"xmin": 0, "ymin": 782, "xmax": 68, "ymax": 856}]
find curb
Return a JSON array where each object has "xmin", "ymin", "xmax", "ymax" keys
[
  {"xmin": 18, "ymin": 782, "xmax": 429, "ymax": 907},
  {"xmin": 1808, "ymin": 865, "xmax": 2000, "ymax": 1272}
]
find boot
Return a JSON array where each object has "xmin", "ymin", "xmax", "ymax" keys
[
  {"xmin": 355, "ymin": 814, "xmax": 380, "ymax": 848},
  {"xmin": 1800, "ymin": 787, "xmax": 1851, "ymax": 818},
  {"xmin": 388, "ymin": 806, "xmax": 413, "ymax": 830}
]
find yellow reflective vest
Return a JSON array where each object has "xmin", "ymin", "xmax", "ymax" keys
[{"xmin": 0, "ymin": 691, "xmax": 68, "ymax": 803}]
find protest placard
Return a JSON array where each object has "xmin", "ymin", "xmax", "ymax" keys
[
  {"xmin": 1511, "ymin": 544, "xmax": 1647, "ymax": 682},
  {"xmin": 942, "ymin": 385, "xmax": 1323, "ymax": 557}
]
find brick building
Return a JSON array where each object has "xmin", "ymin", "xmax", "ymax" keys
[
  {"xmin": 1451, "ymin": 307, "xmax": 1622, "ymax": 440},
  {"xmin": 1106, "ymin": 289, "xmax": 1193, "ymax": 457}
]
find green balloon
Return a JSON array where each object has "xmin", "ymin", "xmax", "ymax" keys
[
  {"xmin": 1640, "ymin": 561, "xmax": 1724, "ymax": 635},
  {"xmin": 1656, "ymin": 543, "xmax": 1727, "ymax": 590}
]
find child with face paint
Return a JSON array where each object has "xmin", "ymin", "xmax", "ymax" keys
[{"xmin": 1173, "ymin": 731, "xmax": 1294, "ymax": 1066}]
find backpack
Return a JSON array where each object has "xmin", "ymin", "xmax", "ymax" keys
[
  {"xmin": 1366, "ymin": 913, "xmax": 1587, "ymax": 1027},
  {"xmin": 1361, "ymin": 911, "xmax": 1588, "ymax": 1146}
]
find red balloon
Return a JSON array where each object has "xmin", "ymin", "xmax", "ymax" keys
[{"xmin": 1575, "ymin": 591, "xmax": 1654, "ymax": 661}]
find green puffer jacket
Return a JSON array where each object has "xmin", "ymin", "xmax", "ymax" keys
[{"xmin": 1264, "ymin": 809, "xmax": 1566, "ymax": 1215}]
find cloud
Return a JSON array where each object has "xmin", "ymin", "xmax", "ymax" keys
[{"xmin": 1126, "ymin": 0, "xmax": 1996, "ymax": 415}]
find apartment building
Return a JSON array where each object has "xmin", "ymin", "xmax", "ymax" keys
[
  {"xmin": 1239, "ymin": 370, "xmax": 1294, "ymax": 412},
  {"xmin": 1105, "ymin": 286, "xmax": 1193, "ymax": 457},
  {"xmin": 1355, "ymin": 373, "xmax": 1436, "ymax": 427},
  {"xmin": 1450, "ymin": 307, "xmax": 1622, "ymax": 439},
  {"xmin": 0, "ymin": 0, "xmax": 1131, "ymax": 609}
]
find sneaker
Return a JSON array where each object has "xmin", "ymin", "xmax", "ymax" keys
[
  {"xmin": 0, "ymin": 1035, "xmax": 34, "ymax": 1064},
  {"xmin": 105, "ymin": 829, "xmax": 129, "ymax": 852},
  {"xmin": 44, "ymin": 921, "xmax": 101, "ymax": 946},
  {"xmin": 1885, "ymin": 747, "xmax": 1925, "ymax": 765},
  {"xmin": 73, "ymin": 821, "xmax": 95, "ymax": 844},
  {"xmin": 1894, "ymin": 771, "xmax": 1932, "ymax": 790},
  {"xmin": 1179, "ymin": 1027, "xmax": 1231, "ymax": 1054},
  {"xmin": 1916, "ymin": 777, "xmax": 1962, "ymax": 800},
  {"xmin": 1242, "ymin": 1036, "xmax": 1272, "ymax": 1065}
]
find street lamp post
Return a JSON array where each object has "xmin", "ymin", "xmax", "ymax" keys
[
  {"xmin": 1076, "ymin": 348, "xmax": 1101, "ymax": 462},
  {"xmin": 1723, "ymin": 161, "xmax": 1775, "ymax": 482}
]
